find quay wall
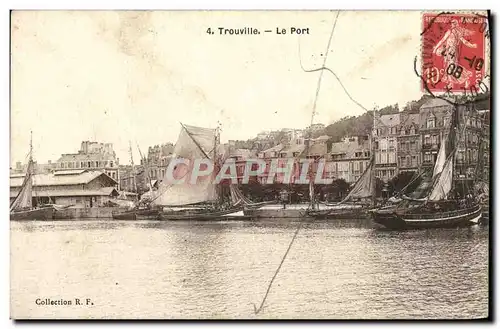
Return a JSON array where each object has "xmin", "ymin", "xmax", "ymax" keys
[{"xmin": 53, "ymin": 207, "xmax": 122, "ymax": 220}]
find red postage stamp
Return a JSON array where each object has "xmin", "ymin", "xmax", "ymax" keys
[{"xmin": 421, "ymin": 12, "xmax": 488, "ymax": 94}]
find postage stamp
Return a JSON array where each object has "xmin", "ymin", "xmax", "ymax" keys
[{"xmin": 421, "ymin": 12, "xmax": 489, "ymax": 94}]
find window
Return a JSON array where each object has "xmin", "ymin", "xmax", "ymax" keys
[
  {"xmin": 424, "ymin": 135, "xmax": 430, "ymax": 145},
  {"xmin": 410, "ymin": 126, "xmax": 415, "ymax": 135},
  {"xmin": 110, "ymin": 161, "xmax": 114, "ymax": 168},
  {"xmin": 410, "ymin": 141, "xmax": 416, "ymax": 151},
  {"xmin": 427, "ymin": 116, "xmax": 435, "ymax": 128},
  {"xmin": 412, "ymin": 155, "xmax": 417, "ymax": 166},
  {"xmin": 406, "ymin": 156, "xmax": 411, "ymax": 167}
]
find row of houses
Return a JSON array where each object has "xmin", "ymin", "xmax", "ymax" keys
[
  {"xmin": 224, "ymin": 98, "xmax": 489, "ymax": 185},
  {"xmin": 12, "ymin": 98, "xmax": 488, "ymax": 204},
  {"xmin": 372, "ymin": 98, "xmax": 489, "ymax": 183}
]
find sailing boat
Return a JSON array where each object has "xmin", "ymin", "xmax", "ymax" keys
[
  {"xmin": 112, "ymin": 144, "xmax": 160, "ymax": 220},
  {"xmin": 307, "ymin": 110, "xmax": 378, "ymax": 220},
  {"xmin": 370, "ymin": 105, "xmax": 482, "ymax": 229},
  {"xmin": 306, "ymin": 157, "xmax": 376, "ymax": 219},
  {"xmin": 10, "ymin": 133, "xmax": 54, "ymax": 221},
  {"xmin": 154, "ymin": 123, "xmax": 246, "ymax": 221}
]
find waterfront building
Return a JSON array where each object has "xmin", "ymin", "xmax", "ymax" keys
[
  {"xmin": 10, "ymin": 160, "xmax": 57, "ymax": 175},
  {"xmin": 145, "ymin": 143, "xmax": 174, "ymax": 181},
  {"xmin": 418, "ymin": 98, "xmax": 489, "ymax": 187},
  {"xmin": 326, "ymin": 136, "xmax": 371, "ymax": 184},
  {"xmin": 224, "ymin": 148, "xmax": 257, "ymax": 184},
  {"xmin": 56, "ymin": 141, "xmax": 120, "ymax": 184},
  {"xmin": 373, "ymin": 112, "xmax": 400, "ymax": 182},
  {"xmin": 397, "ymin": 110, "xmax": 421, "ymax": 173},
  {"xmin": 455, "ymin": 102, "xmax": 488, "ymax": 184},
  {"xmin": 10, "ymin": 170, "xmax": 119, "ymax": 207},
  {"xmin": 419, "ymin": 99, "xmax": 453, "ymax": 169}
]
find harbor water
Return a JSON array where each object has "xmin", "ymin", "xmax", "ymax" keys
[{"xmin": 10, "ymin": 219, "xmax": 489, "ymax": 319}]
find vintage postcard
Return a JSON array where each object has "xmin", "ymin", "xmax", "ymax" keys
[{"xmin": 10, "ymin": 10, "xmax": 490, "ymax": 320}]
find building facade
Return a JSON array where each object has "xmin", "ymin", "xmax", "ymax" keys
[
  {"xmin": 397, "ymin": 111, "xmax": 421, "ymax": 173},
  {"xmin": 326, "ymin": 136, "xmax": 371, "ymax": 184},
  {"xmin": 373, "ymin": 112, "xmax": 400, "ymax": 181},
  {"xmin": 10, "ymin": 170, "xmax": 119, "ymax": 207},
  {"xmin": 145, "ymin": 143, "xmax": 174, "ymax": 181},
  {"xmin": 56, "ymin": 141, "xmax": 120, "ymax": 184}
]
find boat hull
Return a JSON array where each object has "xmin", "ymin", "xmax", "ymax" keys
[
  {"xmin": 157, "ymin": 206, "xmax": 248, "ymax": 221},
  {"xmin": 112, "ymin": 209, "xmax": 159, "ymax": 220},
  {"xmin": 371, "ymin": 204, "xmax": 482, "ymax": 229},
  {"xmin": 307, "ymin": 208, "xmax": 371, "ymax": 220},
  {"xmin": 10, "ymin": 207, "xmax": 54, "ymax": 221}
]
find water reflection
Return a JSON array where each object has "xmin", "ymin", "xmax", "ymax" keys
[{"xmin": 10, "ymin": 219, "xmax": 489, "ymax": 319}]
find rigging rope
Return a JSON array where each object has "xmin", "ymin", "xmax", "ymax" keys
[{"xmin": 253, "ymin": 10, "xmax": 340, "ymax": 315}]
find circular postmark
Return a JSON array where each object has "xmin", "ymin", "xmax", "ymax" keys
[{"xmin": 417, "ymin": 11, "xmax": 490, "ymax": 106}]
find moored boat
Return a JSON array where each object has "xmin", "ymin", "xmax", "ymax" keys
[
  {"xmin": 370, "ymin": 103, "xmax": 482, "ymax": 229},
  {"xmin": 371, "ymin": 203, "xmax": 481, "ymax": 229},
  {"xmin": 150, "ymin": 123, "xmax": 255, "ymax": 221},
  {"xmin": 10, "ymin": 206, "xmax": 54, "ymax": 221},
  {"xmin": 112, "ymin": 208, "xmax": 160, "ymax": 220},
  {"xmin": 10, "ymin": 132, "xmax": 54, "ymax": 221}
]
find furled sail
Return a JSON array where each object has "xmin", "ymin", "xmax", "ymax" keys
[
  {"xmin": 151, "ymin": 124, "xmax": 218, "ymax": 206},
  {"xmin": 10, "ymin": 160, "xmax": 34, "ymax": 212},
  {"xmin": 428, "ymin": 154, "xmax": 454, "ymax": 201}
]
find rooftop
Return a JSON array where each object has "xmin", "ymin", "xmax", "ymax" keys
[
  {"xmin": 379, "ymin": 113, "xmax": 401, "ymax": 127},
  {"xmin": 10, "ymin": 170, "xmax": 118, "ymax": 187},
  {"xmin": 420, "ymin": 98, "xmax": 453, "ymax": 109}
]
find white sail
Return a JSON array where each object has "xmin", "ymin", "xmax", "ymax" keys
[
  {"xmin": 10, "ymin": 160, "xmax": 34, "ymax": 212},
  {"xmin": 151, "ymin": 124, "xmax": 218, "ymax": 206},
  {"xmin": 432, "ymin": 136, "xmax": 447, "ymax": 178},
  {"xmin": 428, "ymin": 154, "xmax": 454, "ymax": 201}
]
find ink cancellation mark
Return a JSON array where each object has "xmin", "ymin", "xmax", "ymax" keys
[{"xmin": 421, "ymin": 12, "xmax": 488, "ymax": 95}]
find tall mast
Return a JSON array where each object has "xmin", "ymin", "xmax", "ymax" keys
[
  {"xmin": 371, "ymin": 107, "xmax": 377, "ymax": 206},
  {"xmin": 214, "ymin": 122, "xmax": 221, "ymax": 204},
  {"xmin": 129, "ymin": 141, "xmax": 137, "ymax": 197},
  {"xmin": 29, "ymin": 130, "xmax": 33, "ymax": 163},
  {"xmin": 137, "ymin": 143, "xmax": 153, "ymax": 193}
]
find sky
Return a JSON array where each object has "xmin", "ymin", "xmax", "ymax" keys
[{"xmin": 10, "ymin": 10, "xmax": 425, "ymax": 166}]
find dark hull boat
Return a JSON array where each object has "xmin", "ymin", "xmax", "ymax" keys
[
  {"xmin": 157, "ymin": 204, "xmax": 248, "ymax": 221},
  {"xmin": 371, "ymin": 203, "xmax": 482, "ymax": 229},
  {"xmin": 112, "ymin": 208, "xmax": 160, "ymax": 220},
  {"xmin": 371, "ymin": 105, "xmax": 484, "ymax": 230},
  {"xmin": 306, "ymin": 206, "xmax": 371, "ymax": 220},
  {"xmin": 148, "ymin": 123, "xmax": 254, "ymax": 222},
  {"xmin": 308, "ymin": 156, "xmax": 376, "ymax": 221},
  {"xmin": 10, "ymin": 206, "xmax": 54, "ymax": 221},
  {"xmin": 10, "ymin": 133, "xmax": 55, "ymax": 221}
]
